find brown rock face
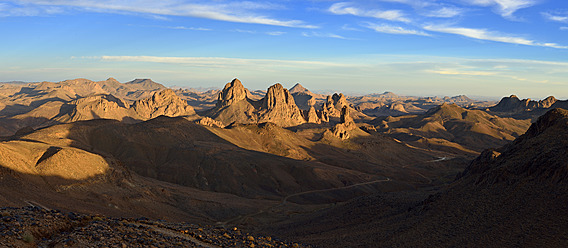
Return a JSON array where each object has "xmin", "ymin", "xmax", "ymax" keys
[
  {"xmin": 54, "ymin": 94, "xmax": 135, "ymax": 123},
  {"xmin": 196, "ymin": 117, "xmax": 225, "ymax": 128},
  {"xmin": 133, "ymin": 89, "xmax": 195, "ymax": 119},
  {"xmin": 331, "ymin": 106, "xmax": 356, "ymax": 139},
  {"xmin": 258, "ymin": 83, "xmax": 306, "ymax": 127},
  {"xmin": 305, "ymin": 106, "xmax": 321, "ymax": 124},
  {"xmin": 217, "ymin": 78, "xmax": 247, "ymax": 108}
]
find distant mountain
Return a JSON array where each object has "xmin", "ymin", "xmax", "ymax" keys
[
  {"xmin": 289, "ymin": 83, "xmax": 324, "ymax": 111},
  {"xmin": 374, "ymin": 103, "xmax": 531, "ymax": 153},
  {"xmin": 124, "ymin": 78, "xmax": 167, "ymax": 91},
  {"xmin": 488, "ymin": 95, "xmax": 564, "ymax": 120},
  {"xmin": 367, "ymin": 91, "xmax": 399, "ymax": 98},
  {"xmin": 289, "ymin": 83, "xmax": 311, "ymax": 94},
  {"xmin": 0, "ymin": 89, "xmax": 196, "ymax": 136}
]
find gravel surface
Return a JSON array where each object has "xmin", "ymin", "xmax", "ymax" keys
[{"xmin": 0, "ymin": 206, "xmax": 309, "ymax": 248}]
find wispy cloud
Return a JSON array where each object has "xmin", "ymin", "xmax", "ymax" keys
[
  {"xmin": 422, "ymin": 7, "xmax": 464, "ymax": 18},
  {"xmin": 423, "ymin": 24, "xmax": 568, "ymax": 49},
  {"xmin": 233, "ymin": 29, "xmax": 257, "ymax": 34},
  {"xmin": 97, "ymin": 55, "xmax": 352, "ymax": 69},
  {"xmin": 542, "ymin": 12, "xmax": 568, "ymax": 23},
  {"xmin": 0, "ymin": 2, "xmax": 63, "ymax": 16},
  {"xmin": 4, "ymin": 0, "xmax": 317, "ymax": 28},
  {"xmin": 266, "ymin": 31, "xmax": 286, "ymax": 36},
  {"xmin": 329, "ymin": 2, "xmax": 410, "ymax": 23},
  {"xmin": 561, "ymin": 27, "xmax": 568, "ymax": 31},
  {"xmin": 426, "ymin": 69, "xmax": 496, "ymax": 76},
  {"xmin": 463, "ymin": 0, "xmax": 538, "ymax": 19},
  {"xmin": 341, "ymin": 24, "xmax": 362, "ymax": 31},
  {"xmin": 364, "ymin": 22, "xmax": 430, "ymax": 36},
  {"xmin": 302, "ymin": 31, "xmax": 350, "ymax": 40},
  {"xmin": 160, "ymin": 25, "xmax": 211, "ymax": 31}
]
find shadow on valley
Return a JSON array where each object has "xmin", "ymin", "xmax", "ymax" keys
[{"xmin": 0, "ymin": 115, "xmax": 471, "ymax": 230}]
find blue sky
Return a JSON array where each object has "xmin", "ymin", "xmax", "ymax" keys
[{"xmin": 1, "ymin": 0, "xmax": 568, "ymax": 98}]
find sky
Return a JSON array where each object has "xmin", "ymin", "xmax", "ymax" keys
[{"xmin": 1, "ymin": 0, "xmax": 568, "ymax": 99}]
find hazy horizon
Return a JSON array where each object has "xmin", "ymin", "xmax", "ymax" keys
[{"xmin": 1, "ymin": 0, "xmax": 567, "ymax": 99}]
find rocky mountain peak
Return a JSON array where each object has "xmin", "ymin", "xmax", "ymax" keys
[
  {"xmin": 521, "ymin": 108, "xmax": 568, "ymax": 140},
  {"xmin": 305, "ymin": 106, "xmax": 321, "ymax": 124},
  {"xmin": 262, "ymin": 83, "xmax": 293, "ymax": 109},
  {"xmin": 540, "ymin": 96, "xmax": 557, "ymax": 108},
  {"xmin": 331, "ymin": 93, "xmax": 348, "ymax": 108},
  {"xmin": 459, "ymin": 108, "xmax": 568, "ymax": 185},
  {"xmin": 133, "ymin": 89, "xmax": 195, "ymax": 119},
  {"xmin": 289, "ymin": 83, "xmax": 310, "ymax": 94},
  {"xmin": 330, "ymin": 106, "xmax": 356, "ymax": 140},
  {"xmin": 257, "ymin": 83, "xmax": 305, "ymax": 127},
  {"xmin": 125, "ymin": 79, "xmax": 166, "ymax": 91},
  {"xmin": 217, "ymin": 78, "xmax": 248, "ymax": 108},
  {"xmin": 340, "ymin": 105, "xmax": 354, "ymax": 124}
]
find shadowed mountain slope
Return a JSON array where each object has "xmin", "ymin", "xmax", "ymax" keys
[
  {"xmin": 374, "ymin": 103, "xmax": 531, "ymax": 153},
  {"xmin": 264, "ymin": 108, "xmax": 568, "ymax": 247}
]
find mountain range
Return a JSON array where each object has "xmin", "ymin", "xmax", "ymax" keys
[{"xmin": 0, "ymin": 77, "xmax": 566, "ymax": 247}]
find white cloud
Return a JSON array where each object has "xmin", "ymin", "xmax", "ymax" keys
[
  {"xmin": 302, "ymin": 31, "xmax": 350, "ymax": 39},
  {"xmin": 167, "ymin": 26, "xmax": 210, "ymax": 31},
  {"xmin": 542, "ymin": 12, "xmax": 568, "ymax": 23},
  {"xmin": 0, "ymin": 2, "xmax": 63, "ymax": 16},
  {"xmin": 423, "ymin": 7, "xmax": 464, "ymax": 18},
  {"xmin": 426, "ymin": 69, "xmax": 496, "ymax": 76},
  {"xmin": 4, "ymin": 0, "xmax": 317, "ymax": 28},
  {"xmin": 561, "ymin": 27, "xmax": 568, "ymax": 31},
  {"xmin": 364, "ymin": 22, "xmax": 430, "ymax": 36},
  {"xmin": 329, "ymin": 2, "xmax": 410, "ymax": 23},
  {"xmin": 233, "ymin": 29, "xmax": 256, "ymax": 34},
  {"xmin": 464, "ymin": 0, "xmax": 538, "ymax": 19},
  {"xmin": 341, "ymin": 24, "xmax": 362, "ymax": 31},
  {"xmin": 423, "ymin": 24, "xmax": 568, "ymax": 49},
  {"xmin": 266, "ymin": 31, "xmax": 285, "ymax": 36},
  {"xmin": 98, "ymin": 55, "xmax": 352, "ymax": 69}
]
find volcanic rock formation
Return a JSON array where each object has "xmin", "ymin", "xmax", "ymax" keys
[
  {"xmin": 132, "ymin": 89, "xmax": 195, "ymax": 119},
  {"xmin": 257, "ymin": 83, "xmax": 306, "ymax": 126},
  {"xmin": 330, "ymin": 106, "xmax": 357, "ymax": 139}
]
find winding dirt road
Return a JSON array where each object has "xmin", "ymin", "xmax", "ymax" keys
[{"xmin": 218, "ymin": 177, "xmax": 391, "ymax": 226}]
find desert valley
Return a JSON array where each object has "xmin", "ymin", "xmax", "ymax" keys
[{"xmin": 0, "ymin": 77, "xmax": 566, "ymax": 247}]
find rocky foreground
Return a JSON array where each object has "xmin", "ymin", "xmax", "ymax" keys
[{"xmin": 0, "ymin": 206, "xmax": 307, "ymax": 248}]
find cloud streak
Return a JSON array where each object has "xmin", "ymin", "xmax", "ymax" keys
[
  {"xmin": 329, "ymin": 2, "xmax": 410, "ymax": 23},
  {"xmin": 98, "ymin": 55, "xmax": 353, "ymax": 69},
  {"xmin": 364, "ymin": 22, "xmax": 430, "ymax": 36},
  {"xmin": 423, "ymin": 24, "xmax": 568, "ymax": 49},
  {"xmin": 542, "ymin": 12, "xmax": 568, "ymax": 23},
  {"xmin": 302, "ymin": 31, "xmax": 350, "ymax": 40},
  {"xmin": 463, "ymin": 0, "xmax": 538, "ymax": 19},
  {"xmin": 5, "ymin": 0, "xmax": 317, "ymax": 28}
]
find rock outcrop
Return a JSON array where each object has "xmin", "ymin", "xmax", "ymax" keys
[
  {"xmin": 304, "ymin": 106, "xmax": 321, "ymax": 124},
  {"xmin": 258, "ymin": 83, "xmax": 306, "ymax": 127},
  {"xmin": 196, "ymin": 117, "xmax": 225, "ymax": 128},
  {"xmin": 54, "ymin": 94, "xmax": 135, "ymax": 123},
  {"xmin": 217, "ymin": 78, "xmax": 248, "ymax": 108},
  {"xmin": 132, "ymin": 89, "xmax": 196, "ymax": 119},
  {"xmin": 207, "ymin": 78, "xmax": 257, "ymax": 125},
  {"xmin": 330, "ymin": 106, "xmax": 356, "ymax": 139}
]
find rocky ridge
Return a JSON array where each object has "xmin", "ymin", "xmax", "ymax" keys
[{"xmin": 0, "ymin": 206, "xmax": 308, "ymax": 248}]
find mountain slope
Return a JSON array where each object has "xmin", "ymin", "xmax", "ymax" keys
[
  {"xmin": 375, "ymin": 103, "xmax": 531, "ymax": 153},
  {"xmin": 265, "ymin": 108, "xmax": 568, "ymax": 247}
]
